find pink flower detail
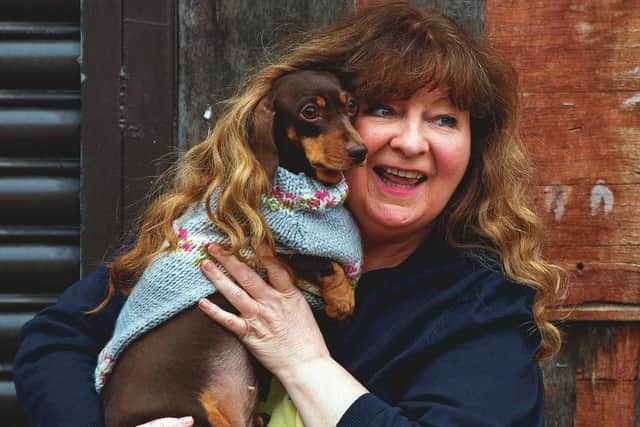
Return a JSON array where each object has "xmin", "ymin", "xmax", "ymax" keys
[
  {"xmin": 284, "ymin": 191, "xmax": 298, "ymax": 201},
  {"xmin": 315, "ymin": 190, "xmax": 329, "ymax": 201},
  {"xmin": 272, "ymin": 187, "xmax": 284, "ymax": 198},
  {"xmin": 178, "ymin": 241, "xmax": 197, "ymax": 251},
  {"xmin": 177, "ymin": 227, "xmax": 188, "ymax": 239},
  {"xmin": 344, "ymin": 262, "xmax": 361, "ymax": 279}
]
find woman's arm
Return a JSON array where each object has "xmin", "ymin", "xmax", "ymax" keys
[
  {"xmin": 198, "ymin": 244, "xmax": 544, "ymax": 427},
  {"xmin": 13, "ymin": 265, "xmax": 124, "ymax": 427},
  {"xmin": 197, "ymin": 245, "xmax": 368, "ymax": 427}
]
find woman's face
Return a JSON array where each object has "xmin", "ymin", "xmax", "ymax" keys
[{"xmin": 346, "ymin": 87, "xmax": 471, "ymax": 244}]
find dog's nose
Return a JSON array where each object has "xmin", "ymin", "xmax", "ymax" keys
[{"xmin": 347, "ymin": 145, "xmax": 368, "ymax": 163}]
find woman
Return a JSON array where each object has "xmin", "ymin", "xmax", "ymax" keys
[{"xmin": 14, "ymin": 4, "xmax": 563, "ymax": 426}]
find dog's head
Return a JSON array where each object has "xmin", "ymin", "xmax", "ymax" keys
[{"xmin": 249, "ymin": 70, "xmax": 367, "ymax": 185}]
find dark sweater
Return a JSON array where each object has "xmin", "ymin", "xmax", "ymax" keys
[{"xmin": 14, "ymin": 235, "xmax": 543, "ymax": 426}]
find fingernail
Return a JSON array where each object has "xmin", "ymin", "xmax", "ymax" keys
[
  {"xmin": 198, "ymin": 298, "xmax": 213, "ymax": 309},
  {"xmin": 208, "ymin": 244, "xmax": 219, "ymax": 255},
  {"xmin": 201, "ymin": 260, "xmax": 214, "ymax": 272},
  {"xmin": 178, "ymin": 416, "xmax": 194, "ymax": 426}
]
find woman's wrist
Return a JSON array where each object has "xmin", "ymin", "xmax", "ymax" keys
[{"xmin": 277, "ymin": 356, "xmax": 369, "ymax": 427}]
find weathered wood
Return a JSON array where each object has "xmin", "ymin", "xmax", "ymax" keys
[
  {"xmin": 550, "ymin": 307, "xmax": 640, "ymax": 322},
  {"xmin": 574, "ymin": 326, "xmax": 640, "ymax": 427},
  {"xmin": 486, "ymin": 0, "xmax": 640, "ymax": 93},
  {"xmin": 121, "ymin": 0, "xmax": 178, "ymax": 228},
  {"xmin": 543, "ymin": 324, "xmax": 640, "ymax": 427},
  {"xmin": 178, "ymin": 0, "xmax": 353, "ymax": 149},
  {"xmin": 486, "ymin": 0, "xmax": 640, "ymax": 316},
  {"xmin": 523, "ymin": 92, "xmax": 640, "ymax": 185},
  {"xmin": 80, "ymin": 0, "xmax": 124, "ymax": 273},
  {"xmin": 355, "ymin": 0, "xmax": 485, "ymax": 39}
]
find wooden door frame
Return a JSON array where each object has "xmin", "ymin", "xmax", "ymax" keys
[{"xmin": 80, "ymin": 0, "xmax": 178, "ymax": 274}]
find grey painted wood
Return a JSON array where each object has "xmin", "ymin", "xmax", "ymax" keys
[
  {"xmin": 410, "ymin": 0, "xmax": 485, "ymax": 39},
  {"xmin": 80, "ymin": 0, "xmax": 124, "ymax": 272},
  {"xmin": 120, "ymin": 0, "xmax": 178, "ymax": 230},
  {"xmin": 178, "ymin": 0, "xmax": 353, "ymax": 149}
]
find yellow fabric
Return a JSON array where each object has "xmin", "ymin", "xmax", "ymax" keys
[{"xmin": 255, "ymin": 379, "xmax": 304, "ymax": 427}]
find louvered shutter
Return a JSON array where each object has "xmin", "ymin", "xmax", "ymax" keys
[{"xmin": 1, "ymin": 1, "xmax": 80, "ymax": 424}]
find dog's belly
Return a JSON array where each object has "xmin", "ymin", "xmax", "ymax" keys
[{"xmin": 102, "ymin": 293, "xmax": 258, "ymax": 427}]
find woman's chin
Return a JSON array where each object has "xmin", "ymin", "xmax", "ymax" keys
[{"xmin": 361, "ymin": 203, "xmax": 431, "ymax": 237}]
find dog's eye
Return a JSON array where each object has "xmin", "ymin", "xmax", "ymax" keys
[
  {"xmin": 346, "ymin": 98, "xmax": 358, "ymax": 116},
  {"xmin": 300, "ymin": 104, "xmax": 319, "ymax": 120}
]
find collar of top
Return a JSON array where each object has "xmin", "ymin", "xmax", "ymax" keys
[{"xmin": 263, "ymin": 167, "xmax": 350, "ymax": 213}]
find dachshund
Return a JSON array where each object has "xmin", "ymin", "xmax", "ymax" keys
[{"xmin": 100, "ymin": 70, "xmax": 367, "ymax": 427}]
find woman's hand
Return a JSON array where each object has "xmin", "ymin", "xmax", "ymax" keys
[
  {"xmin": 136, "ymin": 416, "xmax": 194, "ymax": 427},
  {"xmin": 197, "ymin": 244, "xmax": 331, "ymax": 378}
]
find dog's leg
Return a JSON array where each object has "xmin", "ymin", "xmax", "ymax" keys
[
  {"xmin": 317, "ymin": 261, "xmax": 355, "ymax": 320},
  {"xmin": 284, "ymin": 254, "xmax": 355, "ymax": 320}
]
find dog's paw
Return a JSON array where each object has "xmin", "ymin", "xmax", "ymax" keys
[
  {"xmin": 324, "ymin": 301, "xmax": 355, "ymax": 320},
  {"xmin": 324, "ymin": 288, "xmax": 355, "ymax": 320}
]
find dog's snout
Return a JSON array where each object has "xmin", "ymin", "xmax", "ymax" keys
[{"xmin": 347, "ymin": 145, "xmax": 368, "ymax": 163}]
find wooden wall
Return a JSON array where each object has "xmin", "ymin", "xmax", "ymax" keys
[
  {"xmin": 486, "ymin": 1, "xmax": 640, "ymax": 425},
  {"xmin": 177, "ymin": 0, "xmax": 485, "ymax": 150}
]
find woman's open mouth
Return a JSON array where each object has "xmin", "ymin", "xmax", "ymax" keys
[{"xmin": 373, "ymin": 166, "xmax": 427, "ymax": 189}]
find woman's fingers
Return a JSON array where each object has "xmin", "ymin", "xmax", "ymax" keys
[
  {"xmin": 261, "ymin": 254, "xmax": 298, "ymax": 294},
  {"xmin": 255, "ymin": 242, "xmax": 297, "ymax": 293},
  {"xmin": 201, "ymin": 259, "xmax": 256, "ymax": 317},
  {"xmin": 136, "ymin": 416, "xmax": 194, "ymax": 427},
  {"xmin": 207, "ymin": 245, "xmax": 270, "ymax": 300},
  {"xmin": 198, "ymin": 298, "xmax": 250, "ymax": 338}
]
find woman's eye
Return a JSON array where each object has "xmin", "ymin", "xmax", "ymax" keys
[
  {"xmin": 368, "ymin": 104, "xmax": 394, "ymax": 117},
  {"xmin": 300, "ymin": 104, "xmax": 319, "ymax": 120},
  {"xmin": 434, "ymin": 115, "xmax": 458, "ymax": 128}
]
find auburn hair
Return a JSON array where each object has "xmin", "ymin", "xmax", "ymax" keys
[{"xmin": 101, "ymin": 2, "xmax": 564, "ymax": 360}]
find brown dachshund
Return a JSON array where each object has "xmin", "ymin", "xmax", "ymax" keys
[{"xmin": 101, "ymin": 70, "xmax": 366, "ymax": 427}]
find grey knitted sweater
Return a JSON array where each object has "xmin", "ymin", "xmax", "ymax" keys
[{"xmin": 95, "ymin": 167, "xmax": 362, "ymax": 391}]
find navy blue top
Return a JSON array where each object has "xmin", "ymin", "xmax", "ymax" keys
[{"xmin": 14, "ymin": 235, "xmax": 543, "ymax": 426}]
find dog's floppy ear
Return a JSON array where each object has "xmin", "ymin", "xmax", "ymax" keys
[{"xmin": 249, "ymin": 96, "xmax": 278, "ymax": 183}]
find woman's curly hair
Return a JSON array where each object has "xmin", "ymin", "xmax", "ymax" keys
[{"xmin": 101, "ymin": 2, "xmax": 564, "ymax": 360}]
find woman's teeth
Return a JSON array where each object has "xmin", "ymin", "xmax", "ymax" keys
[
  {"xmin": 375, "ymin": 166, "xmax": 427, "ymax": 188},
  {"xmin": 382, "ymin": 167, "xmax": 424, "ymax": 179}
]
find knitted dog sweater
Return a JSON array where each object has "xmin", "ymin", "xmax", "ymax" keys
[{"xmin": 95, "ymin": 167, "xmax": 362, "ymax": 391}]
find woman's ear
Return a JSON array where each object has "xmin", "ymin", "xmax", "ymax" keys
[{"xmin": 249, "ymin": 97, "xmax": 279, "ymax": 183}]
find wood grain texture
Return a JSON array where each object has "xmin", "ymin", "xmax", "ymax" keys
[
  {"xmin": 177, "ymin": 0, "xmax": 352, "ymax": 149},
  {"xmin": 355, "ymin": 0, "xmax": 485, "ymax": 38},
  {"xmin": 543, "ymin": 324, "xmax": 640, "ymax": 427},
  {"xmin": 486, "ymin": 0, "xmax": 640, "ymax": 93},
  {"xmin": 80, "ymin": 0, "xmax": 124, "ymax": 273},
  {"xmin": 574, "ymin": 326, "xmax": 640, "ymax": 427},
  {"xmin": 486, "ymin": 0, "xmax": 640, "ymax": 314},
  {"xmin": 121, "ymin": 0, "xmax": 177, "ymax": 227}
]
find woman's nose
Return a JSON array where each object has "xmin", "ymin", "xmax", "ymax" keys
[{"xmin": 389, "ymin": 121, "xmax": 429, "ymax": 156}]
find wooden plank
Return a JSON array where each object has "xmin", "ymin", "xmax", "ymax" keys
[
  {"xmin": 80, "ymin": 0, "xmax": 124, "ymax": 273},
  {"xmin": 486, "ymin": 0, "xmax": 640, "ymax": 315},
  {"xmin": 523, "ymin": 92, "xmax": 640, "ymax": 186},
  {"xmin": 486, "ymin": 0, "xmax": 640, "ymax": 93},
  {"xmin": 354, "ymin": 0, "xmax": 485, "ymax": 39},
  {"xmin": 574, "ymin": 326, "xmax": 640, "ymax": 427},
  {"xmin": 121, "ymin": 0, "xmax": 177, "ymax": 228},
  {"xmin": 543, "ymin": 324, "xmax": 640, "ymax": 426},
  {"xmin": 549, "ymin": 307, "xmax": 640, "ymax": 321},
  {"xmin": 178, "ymin": 0, "xmax": 353, "ymax": 150}
]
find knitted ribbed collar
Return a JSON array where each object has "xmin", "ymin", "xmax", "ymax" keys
[{"xmin": 262, "ymin": 167, "xmax": 350, "ymax": 213}]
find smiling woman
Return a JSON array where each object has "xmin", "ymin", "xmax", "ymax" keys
[
  {"xmin": 347, "ymin": 87, "xmax": 471, "ymax": 269},
  {"xmin": 14, "ymin": 3, "xmax": 565, "ymax": 427}
]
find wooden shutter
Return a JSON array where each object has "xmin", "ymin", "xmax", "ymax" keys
[{"xmin": 0, "ymin": 0, "xmax": 81, "ymax": 424}]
